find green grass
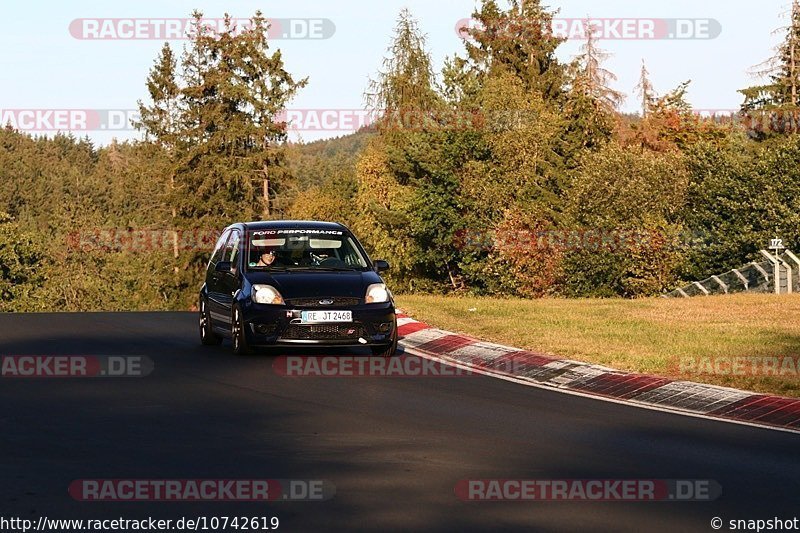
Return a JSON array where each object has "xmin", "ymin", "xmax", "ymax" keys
[{"xmin": 396, "ymin": 293, "xmax": 800, "ymax": 397}]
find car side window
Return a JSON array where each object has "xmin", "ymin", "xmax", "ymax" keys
[
  {"xmin": 210, "ymin": 230, "xmax": 231, "ymax": 265},
  {"xmin": 344, "ymin": 237, "xmax": 368, "ymax": 268},
  {"xmin": 226, "ymin": 230, "xmax": 241, "ymax": 266}
]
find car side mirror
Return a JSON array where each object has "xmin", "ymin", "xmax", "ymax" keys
[
  {"xmin": 215, "ymin": 261, "xmax": 232, "ymax": 273},
  {"xmin": 374, "ymin": 260, "xmax": 390, "ymax": 273}
]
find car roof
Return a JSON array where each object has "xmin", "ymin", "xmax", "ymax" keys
[{"xmin": 237, "ymin": 220, "xmax": 349, "ymax": 232}]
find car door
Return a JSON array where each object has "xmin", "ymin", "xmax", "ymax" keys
[
  {"xmin": 217, "ymin": 228, "xmax": 242, "ymax": 319},
  {"xmin": 206, "ymin": 229, "xmax": 232, "ymax": 328}
]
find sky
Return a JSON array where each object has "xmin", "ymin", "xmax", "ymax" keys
[{"xmin": 0, "ymin": 0, "xmax": 792, "ymax": 145}]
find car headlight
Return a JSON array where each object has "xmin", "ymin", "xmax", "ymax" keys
[
  {"xmin": 365, "ymin": 283, "xmax": 390, "ymax": 304},
  {"xmin": 252, "ymin": 284, "xmax": 285, "ymax": 305}
]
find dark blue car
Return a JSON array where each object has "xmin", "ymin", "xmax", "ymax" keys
[{"xmin": 199, "ymin": 221, "xmax": 397, "ymax": 356}]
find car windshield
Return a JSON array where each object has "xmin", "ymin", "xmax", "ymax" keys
[{"xmin": 245, "ymin": 229, "xmax": 370, "ymax": 271}]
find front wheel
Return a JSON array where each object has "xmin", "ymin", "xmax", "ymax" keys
[
  {"xmin": 200, "ymin": 297, "xmax": 223, "ymax": 346},
  {"xmin": 231, "ymin": 305, "xmax": 252, "ymax": 355}
]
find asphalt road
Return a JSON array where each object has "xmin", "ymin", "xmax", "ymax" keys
[{"xmin": 1, "ymin": 312, "xmax": 798, "ymax": 532}]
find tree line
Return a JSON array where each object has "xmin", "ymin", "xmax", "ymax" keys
[{"xmin": 2, "ymin": 1, "xmax": 800, "ymax": 311}]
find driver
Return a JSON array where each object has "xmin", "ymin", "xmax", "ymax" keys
[{"xmin": 256, "ymin": 249, "xmax": 279, "ymax": 267}]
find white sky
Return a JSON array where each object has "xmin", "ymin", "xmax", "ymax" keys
[{"xmin": 0, "ymin": 0, "xmax": 791, "ymax": 144}]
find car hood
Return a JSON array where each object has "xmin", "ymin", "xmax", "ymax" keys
[{"xmin": 246, "ymin": 270, "xmax": 385, "ymax": 299}]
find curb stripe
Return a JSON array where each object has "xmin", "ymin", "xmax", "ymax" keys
[
  {"xmin": 448, "ymin": 342, "xmax": 518, "ymax": 362},
  {"xmin": 712, "ymin": 396, "xmax": 800, "ymax": 428},
  {"xmin": 399, "ymin": 329, "xmax": 450, "ymax": 349},
  {"xmin": 500, "ymin": 350, "xmax": 558, "ymax": 368},
  {"xmin": 737, "ymin": 397, "xmax": 796, "ymax": 420},
  {"xmin": 758, "ymin": 409, "xmax": 800, "ymax": 427},
  {"xmin": 396, "ymin": 314, "xmax": 800, "ymax": 433},
  {"xmin": 415, "ymin": 335, "xmax": 476, "ymax": 354},
  {"xmin": 569, "ymin": 373, "xmax": 671, "ymax": 400},
  {"xmin": 397, "ymin": 321, "xmax": 431, "ymax": 336},
  {"xmin": 628, "ymin": 382, "xmax": 751, "ymax": 414},
  {"xmin": 709, "ymin": 395, "xmax": 769, "ymax": 417},
  {"xmin": 397, "ymin": 316, "xmax": 418, "ymax": 327}
]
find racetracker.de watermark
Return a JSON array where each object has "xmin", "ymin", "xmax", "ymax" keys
[
  {"xmin": 456, "ymin": 17, "xmax": 722, "ymax": 40},
  {"xmin": 69, "ymin": 18, "xmax": 336, "ymax": 40},
  {"xmin": 67, "ymin": 229, "xmax": 220, "ymax": 253},
  {"xmin": 676, "ymin": 356, "xmax": 800, "ymax": 377},
  {"xmin": 68, "ymin": 479, "xmax": 334, "ymax": 501},
  {"xmin": 7, "ymin": 107, "xmax": 798, "ymax": 135},
  {"xmin": 276, "ymin": 108, "xmax": 488, "ymax": 133},
  {"xmin": 0, "ymin": 109, "xmax": 138, "ymax": 132},
  {"xmin": 0, "ymin": 356, "xmax": 153, "ymax": 378},
  {"xmin": 273, "ymin": 354, "xmax": 529, "ymax": 377},
  {"xmin": 0, "ymin": 108, "xmax": 481, "ymax": 133},
  {"xmin": 455, "ymin": 479, "xmax": 721, "ymax": 501}
]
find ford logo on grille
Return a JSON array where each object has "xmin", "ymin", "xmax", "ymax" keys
[{"xmin": 319, "ymin": 299, "xmax": 334, "ymax": 305}]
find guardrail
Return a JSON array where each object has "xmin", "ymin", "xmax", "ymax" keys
[{"xmin": 664, "ymin": 250, "xmax": 799, "ymax": 298}]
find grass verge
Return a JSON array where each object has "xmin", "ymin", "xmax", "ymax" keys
[{"xmin": 396, "ymin": 293, "xmax": 800, "ymax": 398}]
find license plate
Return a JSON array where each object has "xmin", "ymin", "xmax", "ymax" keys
[{"xmin": 300, "ymin": 310, "xmax": 353, "ymax": 323}]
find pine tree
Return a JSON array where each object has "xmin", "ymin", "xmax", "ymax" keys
[
  {"xmin": 363, "ymin": 8, "xmax": 442, "ymax": 183},
  {"xmin": 135, "ymin": 10, "xmax": 307, "ymax": 304},
  {"xmin": 559, "ymin": 19, "xmax": 624, "ymax": 160},
  {"xmin": 136, "ymin": 10, "xmax": 307, "ymax": 226},
  {"xmin": 137, "ymin": 43, "xmax": 181, "ymax": 258},
  {"xmin": 365, "ymin": 8, "xmax": 438, "ymax": 115},
  {"xmin": 653, "ymin": 80, "xmax": 693, "ymax": 115},
  {"xmin": 137, "ymin": 43, "xmax": 180, "ymax": 149},
  {"xmin": 463, "ymin": 0, "xmax": 566, "ymax": 100},
  {"xmin": 741, "ymin": 0, "xmax": 800, "ymax": 110},
  {"xmin": 359, "ymin": 9, "xmax": 465, "ymax": 289},
  {"xmin": 570, "ymin": 19, "xmax": 625, "ymax": 113},
  {"xmin": 634, "ymin": 60, "xmax": 656, "ymax": 117},
  {"xmin": 630, "ymin": 63, "xmax": 695, "ymax": 150}
]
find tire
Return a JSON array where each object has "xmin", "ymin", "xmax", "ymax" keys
[
  {"xmin": 371, "ymin": 330, "xmax": 398, "ymax": 357},
  {"xmin": 200, "ymin": 297, "xmax": 223, "ymax": 346},
  {"xmin": 231, "ymin": 305, "xmax": 252, "ymax": 355}
]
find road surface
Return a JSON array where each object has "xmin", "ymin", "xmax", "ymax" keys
[{"xmin": 0, "ymin": 312, "xmax": 797, "ymax": 532}]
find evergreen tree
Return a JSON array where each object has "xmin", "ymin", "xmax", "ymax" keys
[
  {"xmin": 137, "ymin": 11, "xmax": 307, "ymax": 227},
  {"xmin": 137, "ymin": 43, "xmax": 181, "ymax": 258},
  {"xmin": 137, "ymin": 43, "xmax": 180, "ymax": 149},
  {"xmin": 357, "ymin": 9, "xmax": 447, "ymax": 288},
  {"xmin": 630, "ymin": 68, "xmax": 696, "ymax": 151},
  {"xmin": 365, "ymin": 8, "xmax": 438, "ymax": 115},
  {"xmin": 135, "ymin": 10, "xmax": 307, "ymax": 307},
  {"xmin": 634, "ymin": 59, "xmax": 656, "ymax": 117},
  {"xmin": 652, "ymin": 80, "xmax": 693, "ymax": 115},
  {"xmin": 462, "ymin": 0, "xmax": 566, "ymax": 100},
  {"xmin": 570, "ymin": 20, "xmax": 625, "ymax": 113},
  {"xmin": 561, "ymin": 20, "xmax": 623, "ymax": 162},
  {"xmin": 741, "ymin": 0, "xmax": 800, "ymax": 111}
]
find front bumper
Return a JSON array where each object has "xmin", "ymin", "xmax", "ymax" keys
[{"xmin": 240, "ymin": 300, "xmax": 396, "ymax": 348}]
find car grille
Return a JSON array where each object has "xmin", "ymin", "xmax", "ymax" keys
[
  {"xmin": 281, "ymin": 324, "xmax": 365, "ymax": 340},
  {"xmin": 285, "ymin": 297, "xmax": 361, "ymax": 308}
]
